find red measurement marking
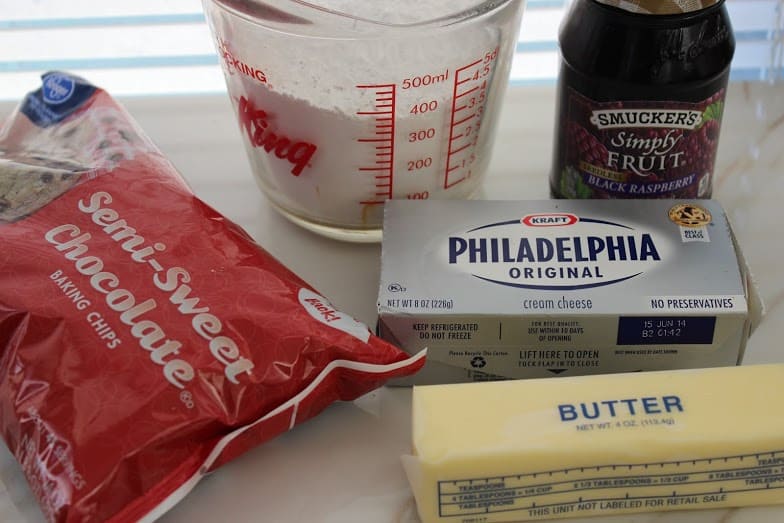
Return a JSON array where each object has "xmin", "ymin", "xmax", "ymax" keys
[
  {"xmin": 444, "ymin": 56, "xmax": 492, "ymax": 189},
  {"xmin": 356, "ymin": 84, "xmax": 396, "ymax": 204},
  {"xmin": 451, "ymin": 143, "xmax": 471, "ymax": 155},
  {"xmin": 455, "ymin": 86, "xmax": 480, "ymax": 98},
  {"xmin": 453, "ymin": 114, "xmax": 476, "ymax": 127}
]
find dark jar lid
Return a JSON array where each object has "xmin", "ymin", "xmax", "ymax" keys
[{"xmin": 594, "ymin": 0, "xmax": 720, "ymax": 15}]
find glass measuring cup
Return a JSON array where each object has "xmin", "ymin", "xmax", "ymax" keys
[{"xmin": 202, "ymin": 0, "xmax": 525, "ymax": 241}]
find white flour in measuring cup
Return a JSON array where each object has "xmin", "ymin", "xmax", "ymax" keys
[{"xmin": 206, "ymin": 0, "xmax": 519, "ymax": 236}]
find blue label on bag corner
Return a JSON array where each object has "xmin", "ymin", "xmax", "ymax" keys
[
  {"xmin": 42, "ymin": 73, "xmax": 77, "ymax": 104},
  {"xmin": 21, "ymin": 71, "xmax": 97, "ymax": 127}
]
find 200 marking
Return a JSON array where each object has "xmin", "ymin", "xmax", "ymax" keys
[{"xmin": 408, "ymin": 157, "xmax": 433, "ymax": 171}]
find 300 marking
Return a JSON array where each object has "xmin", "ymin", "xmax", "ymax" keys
[{"xmin": 408, "ymin": 127, "xmax": 436, "ymax": 142}]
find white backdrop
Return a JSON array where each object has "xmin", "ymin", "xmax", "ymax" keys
[{"xmin": 0, "ymin": 0, "xmax": 781, "ymax": 100}]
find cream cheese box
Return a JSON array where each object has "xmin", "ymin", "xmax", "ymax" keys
[{"xmin": 377, "ymin": 200, "xmax": 763, "ymax": 385}]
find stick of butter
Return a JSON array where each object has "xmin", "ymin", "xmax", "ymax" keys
[{"xmin": 404, "ymin": 365, "xmax": 784, "ymax": 522}]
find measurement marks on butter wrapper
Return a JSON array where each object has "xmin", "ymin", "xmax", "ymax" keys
[{"xmin": 437, "ymin": 449, "xmax": 784, "ymax": 519}]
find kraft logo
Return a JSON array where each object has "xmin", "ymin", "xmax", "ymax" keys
[{"xmin": 522, "ymin": 213, "xmax": 579, "ymax": 227}]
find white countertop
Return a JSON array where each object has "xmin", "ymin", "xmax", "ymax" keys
[{"xmin": 1, "ymin": 81, "xmax": 783, "ymax": 522}]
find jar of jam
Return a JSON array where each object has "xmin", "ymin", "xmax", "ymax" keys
[{"xmin": 550, "ymin": 0, "xmax": 735, "ymax": 199}]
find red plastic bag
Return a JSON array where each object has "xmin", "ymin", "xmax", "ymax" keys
[{"xmin": 0, "ymin": 72, "xmax": 424, "ymax": 522}]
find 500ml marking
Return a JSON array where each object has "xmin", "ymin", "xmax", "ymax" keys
[{"xmin": 402, "ymin": 69, "xmax": 449, "ymax": 89}]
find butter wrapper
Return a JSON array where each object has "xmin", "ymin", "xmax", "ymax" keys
[
  {"xmin": 405, "ymin": 364, "xmax": 784, "ymax": 522},
  {"xmin": 377, "ymin": 200, "xmax": 763, "ymax": 385}
]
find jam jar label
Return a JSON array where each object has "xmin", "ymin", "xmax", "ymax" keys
[{"xmin": 556, "ymin": 88, "xmax": 726, "ymax": 199}]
